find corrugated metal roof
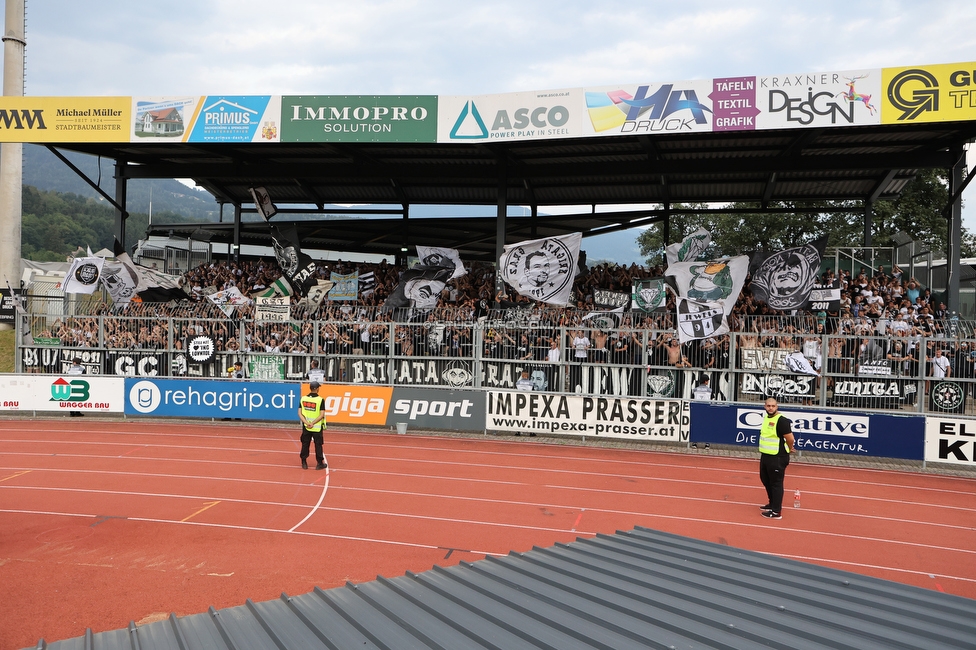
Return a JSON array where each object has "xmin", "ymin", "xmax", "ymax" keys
[{"xmin": 34, "ymin": 527, "xmax": 976, "ymax": 650}]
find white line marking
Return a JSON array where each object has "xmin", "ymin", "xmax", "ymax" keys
[
  {"xmin": 289, "ymin": 456, "xmax": 330, "ymax": 532},
  {"xmin": 776, "ymin": 553, "xmax": 976, "ymax": 585}
]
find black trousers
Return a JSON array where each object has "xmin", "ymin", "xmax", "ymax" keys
[
  {"xmin": 759, "ymin": 453, "xmax": 790, "ymax": 513},
  {"xmin": 300, "ymin": 427, "xmax": 324, "ymax": 464}
]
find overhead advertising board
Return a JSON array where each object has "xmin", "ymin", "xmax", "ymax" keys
[
  {"xmin": 0, "ymin": 96, "xmax": 129, "ymax": 142},
  {"xmin": 131, "ymin": 96, "xmax": 200, "ymax": 141},
  {"xmin": 581, "ymin": 79, "xmax": 714, "ymax": 137},
  {"xmin": 753, "ymin": 68, "xmax": 882, "ymax": 130},
  {"xmin": 437, "ymin": 89, "xmax": 581, "ymax": 143},
  {"xmin": 186, "ymin": 95, "xmax": 281, "ymax": 143},
  {"xmin": 282, "ymin": 95, "xmax": 438, "ymax": 142},
  {"xmin": 882, "ymin": 62, "xmax": 976, "ymax": 124}
]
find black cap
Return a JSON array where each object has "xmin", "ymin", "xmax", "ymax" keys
[{"xmin": 309, "ymin": 382, "xmax": 321, "ymax": 390}]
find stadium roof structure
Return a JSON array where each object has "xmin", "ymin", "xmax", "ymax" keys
[
  {"xmin": 50, "ymin": 118, "xmax": 976, "ymax": 263},
  {"xmin": 37, "ymin": 527, "xmax": 976, "ymax": 650}
]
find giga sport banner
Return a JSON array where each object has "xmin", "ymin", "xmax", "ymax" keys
[{"xmin": 486, "ymin": 391, "xmax": 688, "ymax": 441}]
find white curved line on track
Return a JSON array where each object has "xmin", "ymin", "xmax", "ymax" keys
[{"xmin": 288, "ymin": 459, "xmax": 330, "ymax": 532}]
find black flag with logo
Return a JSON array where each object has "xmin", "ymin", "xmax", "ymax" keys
[
  {"xmin": 270, "ymin": 224, "xmax": 318, "ymax": 297},
  {"xmin": 749, "ymin": 236, "xmax": 827, "ymax": 311}
]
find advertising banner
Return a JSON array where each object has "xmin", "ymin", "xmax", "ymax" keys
[
  {"xmin": 486, "ymin": 391, "xmax": 688, "ymax": 441},
  {"xmin": 185, "ymin": 95, "xmax": 280, "ymax": 143},
  {"xmin": 282, "ymin": 95, "xmax": 437, "ymax": 142},
  {"xmin": 0, "ymin": 288, "xmax": 21, "ymax": 323},
  {"xmin": 125, "ymin": 377, "xmax": 303, "ymax": 420},
  {"xmin": 754, "ymin": 69, "xmax": 882, "ymax": 130},
  {"xmin": 0, "ymin": 96, "xmax": 130, "ymax": 142},
  {"xmin": 387, "ymin": 387, "xmax": 486, "ymax": 432},
  {"xmin": 438, "ymin": 89, "xmax": 581, "ymax": 143},
  {"xmin": 299, "ymin": 383, "xmax": 393, "ymax": 426},
  {"xmin": 131, "ymin": 97, "xmax": 200, "ymax": 141},
  {"xmin": 0, "ymin": 375, "xmax": 124, "ymax": 413},
  {"xmin": 924, "ymin": 417, "xmax": 976, "ymax": 466},
  {"xmin": 582, "ymin": 79, "xmax": 714, "ymax": 137},
  {"xmin": 689, "ymin": 403, "xmax": 924, "ymax": 459},
  {"xmin": 882, "ymin": 62, "xmax": 976, "ymax": 124}
]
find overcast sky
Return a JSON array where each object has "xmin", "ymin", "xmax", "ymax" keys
[{"xmin": 12, "ymin": 0, "xmax": 976, "ymax": 261}]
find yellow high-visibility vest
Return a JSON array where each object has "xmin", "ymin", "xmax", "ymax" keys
[
  {"xmin": 759, "ymin": 412, "xmax": 783, "ymax": 455},
  {"xmin": 300, "ymin": 394, "xmax": 325, "ymax": 432}
]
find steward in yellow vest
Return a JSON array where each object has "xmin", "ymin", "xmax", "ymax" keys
[
  {"xmin": 758, "ymin": 397, "xmax": 795, "ymax": 519},
  {"xmin": 298, "ymin": 382, "xmax": 327, "ymax": 470}
]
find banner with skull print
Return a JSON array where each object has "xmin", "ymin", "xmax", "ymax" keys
[
  {"xmin": 499, "ymin": 232, "xmax": 581, "ymax": 306},
  {"xmin": 383, "ymin": 266, "xmax": 453, "ymax": 310},
  {"xmin": 667, "ymin": 256, "xmax": 749, "ymax": 343},
  {"xmin": 749, "ymin": 237, "xmax": 827, "ymax": 311}
]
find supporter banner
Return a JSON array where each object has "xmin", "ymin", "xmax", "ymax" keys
[
  {"xmin": 631, "ymin": 278, "xmax": 670, "ymax": 312},
  {"xmin": 582, "ymin": 79, "xmax": 714, "ymax": 137},
  {"xmin": 186, "ymin": 95, "xmax": 280, "ymax": 143},
  {"xmin": 248, "ymin": 355, "xmax": 286, "ymax": 380},
  {"xmin": 438, "ymin": 89, "xmax": 581, "ymax": 143},
  {"xmin": 830, "ymin": 378, "xmax": 916, "ymax": 406},
  {"xmin": 125, "ymin": 377, "xmax": 303, "ymax": 420},
  {"xmin": 500, "ymin": 232, "xmax": 581, "ymax": 306},
  {"xmin": 383, "ymin": 267, "xmax": 452, "ymax": 310},
  {"xmin": 755, "ymin": 69, "xmax": 882, "ymax": 130},
  {"xmin": 270, "ymin": 224, "xmax": 318, "ymax": 297},
  {"xmin": 348, "ymin": 357, "xmax": 475, "ymax": 388},
  {"xmin": 739, "ymin": 348, "xmax": 789, "ymax": 372},
  {"xmin": 0, "ymin": 375, "xmax": 124, "ymax": 413},
  {"xmin": 689, "ymin": 403, "xmax": 924, "ymax": 459},
  {"xmin": 924, "ymin": 417, "xmax": 976, "ymax": 466},
  {"xmin": 255, "ymin": 296, "xmax": 290, "ymax": 321},
  {"xmin": 858, "ymin": 360, "xmax": 894, "ymax": 376},
  {"xmin": 105, "ymin": 351, "xmax": 166, "ymax": 377},
  {"xmin": 928, "ymin": 380, "xmax": 967, "ymax": 414},
  {"xmin": 486, "ymin": 391, "xmax": 688, "ymax": 440},
  {"xmin": 416, "ymin": 246, "xmax": 466, "ymax": 280},
  {"xmin": 62, "ymin": 254, "xmax": 105, "ymax": 294},
  {"xmin": 593, "ymin": 290, "xmax": 631, "ymax": 310},
  {"xmin": 329, "ymin": 272, "xmax": 359, "ymax": 301},
  {"xmin": 283, "ymin": 95, "xmax": 437, "ymax": 142},
  {"xmin": 21, "ymin": 347, "xmax": 103, "ymax": 375},
  {"xmin": 667, "ymin": 256, "xmax": 748, "ymax": 343},
  {"xmin": 483, "ymin": 361, "xmax": 560, "ymax": 392},
  {"xmin": 809, "ymin": 279, "xmax": 842, "ymax": 312},
  {"xmin": 387, "ymin": 386, "xmax": 486, "ymax": 431},
  {"xmin": 0, "ymin": 96, "xmax": 130, "ymax": 142},
  {"xmin": 299, "ymin": 383, "xmax": 393, "ymax": 425},
  {"xmin": 740, "ymin": 373, "xmax": 816, "ymax": 398},
  {"xmin": 207, "ymin": 286, "xmax": 251, "ymax": 316},
  {"xmin": 882, "ymin": 62, "xmax": 976, "ymax": 124},
  {"xmin": 749, "ymin": 237, "xmax": 826, "ymax": 311}
]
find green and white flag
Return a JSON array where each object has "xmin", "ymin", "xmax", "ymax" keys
[
  {"xmin": 631, "ymin": 278, "xmax": 671, "ymax": 312},
  {"xmin": 665, "ymin": 228, "xmax": 711, "ymax": 267},
  {"xmin": 667, "ymin": 255, "xmax": 748, "ymax": 343}
]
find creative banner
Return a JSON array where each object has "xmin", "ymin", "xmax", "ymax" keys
[
  {"xmin": 924, "ymin": 416, "xmax": 976, "ymax": 466},
  {"xmin": 689, "ymin": 402, "xmax": 925, "ymax": 459},
  {"xmin": 0, "ymin": 375, "xmax": 124, "ymax": 413},
  {"xmin": 438, "ymin": 89, "xmax": 581, "ymax": 143},
  {"xmin": 282, "ymin": 95, "xmax": 437, "ymax": 142},
  {"xmin": 386, "ymin": 386, "xmax": 486, "ymax": 431},
  {"xmin": 486, "ymin": 391, "xmax": 688, "ymax": 440},
  {"xmin": 0, "ymin": 96, "xmax": 130, "ymax": 142}
]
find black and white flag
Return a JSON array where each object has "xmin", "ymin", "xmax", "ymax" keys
[
  {"xmin": 416, "ymin": 246, "xmax": 466, "ymax": 279},
  {"xmin": 62, "ymin": 251, "xmax": 105, "ymax": 295},
  {"xmin": 270, "ymin": 224, "xmax": 318, "ymax": 297},
  {"xmin": 359, "ymin": 271, "xmax": 376, "ymax": 297},
  {"xmin": 665, "ymin": 228, "xmax": 711, "ymax": 267},
  {"xmin": 667, "ymin": 256, "xmax": 749, "ymax": 343},
  {"xmin": 383, "ymin": 266, "xmax": 453, "ymax": 310},
  {"xmin": 749, "ymin": 237, "xmax": 827, "ymax": 311},
  {"xmin": 249, "ymin": 186, "xmax": 278, "ymax": 221},
  {"xmin": 499, "ymin": 232, "xmax": 581, "ymax": 306}
]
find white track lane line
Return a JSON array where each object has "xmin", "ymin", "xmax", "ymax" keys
[{"xmin": 288, "ymin": 458, "xmax": 330, "ymax": 532}]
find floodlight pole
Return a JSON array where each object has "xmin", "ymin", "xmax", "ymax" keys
[{"xmin": 0, "ymin": 0, "xmax": 25, "ymax": 330}]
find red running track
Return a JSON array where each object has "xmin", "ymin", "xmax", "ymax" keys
[{"xmin": 1, "ymin": 419, "xmax": 974, "ymax": 649}]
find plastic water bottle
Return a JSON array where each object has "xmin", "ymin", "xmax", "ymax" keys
[{"xmin": 793, "ymin": 489, "xmax": 801, "ymax": 508}]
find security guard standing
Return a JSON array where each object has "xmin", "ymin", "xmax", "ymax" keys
[
  {"xmin": 759, "ymin": 397, "xmax": 795, "ymax": 519},
  {"xmin": 298, "ymin": 382, "xmax": 327, "ymax": 470}
]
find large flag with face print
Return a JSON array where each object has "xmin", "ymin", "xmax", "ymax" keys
[
  {"xmin": 749, "ymin": 236, "xmax": 827, "ymax": 311},
  {"xmin": 665, "ymin": 227, "xmax": 711, "ymax": 267},
  {"xmin": 667, "ymin": 255, "xmax": 749, "ymax": 343},
  {"xmin": 61, "ymin": 252, "xmax": 105, "ymax": 294},
  {"xmin": 499, "ymin": 232, "xmax": 581, "ymax": 306},
  {"xmin": 270, "ymin": 224, "xmax": 318, "ymax": 297},
  {"xmin": 416, "ymin": 245, "xmax": 466, "ymax": 279}
]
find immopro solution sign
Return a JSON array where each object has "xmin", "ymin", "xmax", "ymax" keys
[
  {"xmin": 487, "ymin": 391, "xmax": 687, "ymax": 441},
  {"xmin": 282, "ymin": 95, "xmax": 437, "ymax": 142}
]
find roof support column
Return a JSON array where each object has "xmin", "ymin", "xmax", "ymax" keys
[
  {"xmin": 863, "ymin": 199, "xmax": 872, "ymax": 248},
  {"xmin": 233, "ymin": 203, "xmax": 241, "ymax": 263},
  {"xmin": 114, "ymin": 160, "xmax": 128, "ymax": 247},
  {"xmin": 397, "ymin": 204, "xmax": 410, "ymax": 267},
  {"xmin": 947, "ymin": 144, "xmax": 965, "ymax": 313},
  {"xmin": 494, "ymin": 174, "xmax": 507, "ymax": 296},
  {"xmin": 662, "ymin": 203, "xmax": 671, "ymax": 247}
]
